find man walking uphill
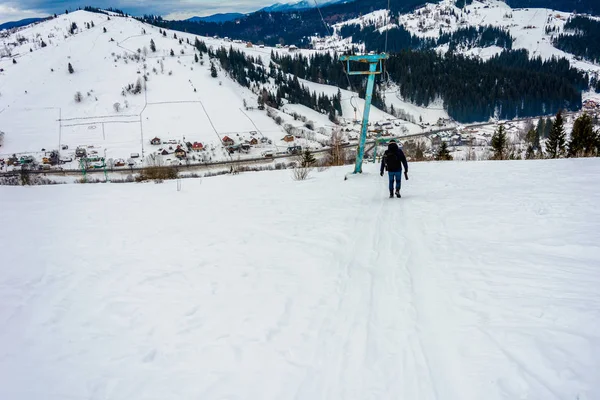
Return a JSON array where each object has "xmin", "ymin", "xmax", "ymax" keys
[{"xmin": 380, "ymin": 140, "xmax": 408, "ymax": 198}]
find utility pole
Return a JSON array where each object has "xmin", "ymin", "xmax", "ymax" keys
[{"xmin": 340, "ymin": 53, "xmax": 388, "ymax": 174}]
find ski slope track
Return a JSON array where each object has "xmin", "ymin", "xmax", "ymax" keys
[{"xmin": 1, "ymin": 159, "xmax": 599, "ymax": 399}]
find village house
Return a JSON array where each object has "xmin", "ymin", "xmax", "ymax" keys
[
  {"xmin": 174, "ymin": 146, "xmax": 186, "ymax": 159},
  {"xmin": 192, "ymin": 142, "xmax": 204, "ymax": 151}
]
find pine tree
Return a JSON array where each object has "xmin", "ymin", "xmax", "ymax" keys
[
  {"xmin": 568, "ymin": 113, "xmax": 597, "ymax": 157},
  {"xmin": 103, "ymin": 27, "xmax": 107, "ymax": 33},
  {"xmin": 544, "ymin": 117, "xmax": 552, "ymax": 138},
  {"xmin": 150, "ymin": 39, "xmax": 156, "ymax": 52},
  {"xmin": 525, "ymin": 127, "xmax": 540, "ymax": 150},
  {"xmin": 134, "ymin": 78, "xmax": 143, "ymax": 94},
  {"xmin": 194, "ymin": 53, "xmax": 199, "ymax": 63},
  {"xmin": 170, "ymin": 49, "xmax": 174, "ymax": 56},
  {"xmin": 257, "ymin": 93, "xmax": 265, "ymax": 110},
  {"xmin": 491, "ymin": 124, "xmax": 507, "ymax": 160},
  {"xmin": 301, "ymin": 149, "xmax": 316, "ymax": 167},
  {"xmin": 435, "ymin": 141, "xmax": 452, "ymax": 161},
  {"xmin": 210, "ymin": 62, "xmax": 218, "ymax": 78},
  {"xmin": 163, "ymin": 31, "xmax": 166, "ymax": 37},
  {"xmin": 535, "ymin": 117, "xmax": 545, "ymax": 141},
  {"xmin": 68, "ymin": 62, "xmax": 74, "ymax": 74},
  {"xmin": 525, "ymin": 144, "xmax": 535, "ymax": 160},
  {"xmin": 546, "ymin": 111, "xmax": 566, "ymax": 158}
]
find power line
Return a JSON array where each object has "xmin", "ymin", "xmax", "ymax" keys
[{"xmin": 312, "ymin": 0, "xmax": 356, "ymax": 100}]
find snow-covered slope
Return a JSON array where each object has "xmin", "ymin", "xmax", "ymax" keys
[
  {"xmin": 1, "ymin": 11, "xmax": 432, "ymax": 168},
  {"xmin": 1, "ymin": 159, "xmax": 599, "ymax": 399},
  {"xmin": 0, "ymin": 11, "xmax": 282, "ymax": 165},
  {"xmin": 333, "ymin": 0, "xmax": 600, "ymax": 73}
]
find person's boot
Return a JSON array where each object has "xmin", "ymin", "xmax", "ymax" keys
[
  {"xmin": 395, "ymin": 189, "xmax": 401, "ymax": 198},
  {"xmin": 389, "ymin": 190, "xmax": 394, "ymax": 198}
]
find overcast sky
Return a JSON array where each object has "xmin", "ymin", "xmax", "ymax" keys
[{"xmin": 0, "ymin": 0, "xmax": 279, "ymax": 24}]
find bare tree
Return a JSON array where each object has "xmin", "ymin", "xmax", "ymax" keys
[
  {"xmin": 328, "ymin": 129, "xmax": 346, "ymax": 166},
  {"xmin": 113, "ymin": 102, "xmax": 121, "ymax": 112},
  {"xmin": 464, "ymin": 137, "xmax": 477, "ymax": 161},
  {"xmin": 292, "ymin": 166, "xmax": 311, "ymax": 181},
  {"xmin": 74, "ymin": 91, "xmax": 83, "ymax": 102}
]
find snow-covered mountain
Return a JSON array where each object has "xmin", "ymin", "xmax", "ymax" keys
[
  {"xmin": 260, "ymin": 0, "xmax": 344, "ymax": 12},
  {"xmin": 328, "ymin": 0, "xmax": 600, "ymax": 74},
  {"xmin": 186, "ymin": 13, "xmax": 245, "ymax": 23},
  {"xmin": 0, "ymin": 17, "xmax": 46, "ymax": 31},
  {"xmin": 0, "ymin": 10, "xmax": 448, "ymax": 169}
]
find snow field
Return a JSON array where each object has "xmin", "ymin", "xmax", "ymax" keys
[{"xmin": 1, "ymin": 158, "xmax": 599, "ymax": 399}]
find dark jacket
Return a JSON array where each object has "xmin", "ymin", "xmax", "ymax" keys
[{"xmin": 380, "ymin": 142, "xmax": 408, "ymax": 173}]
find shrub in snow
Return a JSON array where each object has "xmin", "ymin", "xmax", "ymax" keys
[
  {"xmin": 292, "ymin": 167, "xmax": 311, "ymax": 181},
  {"xmin": 74, "ymin": 92, "xmax": 83, "ymax": 102},
  {"xmin": 68, "ymin": 63, "xmax": 74, "ymax": 73},
  {"xmin": 113, "ymin": 102, "xmax": 121, "ymax": 112}
]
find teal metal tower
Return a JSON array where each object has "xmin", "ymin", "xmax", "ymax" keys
[{"xmin": 340, "ymin": 53, "xmax": 388, "ymax": 174}]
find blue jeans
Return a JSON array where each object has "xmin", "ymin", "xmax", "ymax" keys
[{"xmin": 388, "ymin": 171, "xmax": 402, "ymax": 192}]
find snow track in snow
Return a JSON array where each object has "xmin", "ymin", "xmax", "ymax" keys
[{"xmin": 1, "ymin": 159, "xmax": 599, "ymax": 399}]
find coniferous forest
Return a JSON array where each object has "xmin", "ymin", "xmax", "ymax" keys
[
  {"xmin": 271, "ymin": 50, "xmax": 586, "ymax": 123},
  {"xmin": 339, "ymin": 24, "xmax": 513, "ymax": 53},
  {"xmin": 553, "ymin": 17, "xmax": 600, "ymax": 63}
]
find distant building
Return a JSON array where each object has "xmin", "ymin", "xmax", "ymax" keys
[
  {"xmin": 174, "ymin": 146, "xmax": 186, "ymax": 159},
  {"xmin": 192, "ymin": 142, "xmax": 204, "ymax": 150}
]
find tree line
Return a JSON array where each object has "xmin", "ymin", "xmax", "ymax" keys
[
  {"xmin": 195, "ymin": 41, "xmax": 343, "ymax": 120},
  {"xmin": 553, "ymin": 16, "xmax": 600, "ymax": 63},
  {"xmin": 489, "ymin": 111, "xmax": 599, "ymax": 160},
  {"xmin": 504, "ymin": 0, "xmax": 600, "ymax": 16},
  {"xmin": 339, "ymin": 24, "xmax": 513, "ymax": 53},
  {"xmin": 271, "ymin": 49, "xmax": 587, "ymax": 123}
]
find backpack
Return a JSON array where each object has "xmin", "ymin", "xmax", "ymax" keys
[{"xmin": 386, "ymin": 150, "xmax": 400, "ymax": 170}]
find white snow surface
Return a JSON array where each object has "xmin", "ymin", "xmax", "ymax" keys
[{"xmin": 1, "ymin": 159, "xmax": 600, "ymax": 399}]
